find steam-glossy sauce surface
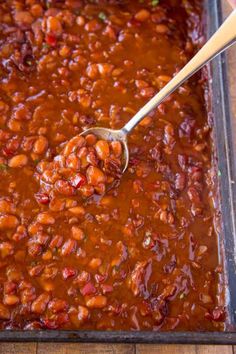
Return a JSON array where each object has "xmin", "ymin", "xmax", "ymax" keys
[{"xmin": 0, "ymin": 0, "xmax": 225, "ymax": 331}]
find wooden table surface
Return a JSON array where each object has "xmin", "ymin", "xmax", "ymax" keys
[{"xmin": 1, "ymin": 1, "xmax": 236, "ymax": 353}]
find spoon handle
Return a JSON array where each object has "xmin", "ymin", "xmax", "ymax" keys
[{"xmin": 122, "ymin": 9, "xmax": 236, "ymax": 135}]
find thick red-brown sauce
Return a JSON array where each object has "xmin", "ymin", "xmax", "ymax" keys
[{"xmin": 0, "ymin": 0, "xmax": 225, "ymax": 331}]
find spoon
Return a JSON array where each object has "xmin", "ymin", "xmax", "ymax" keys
[{"xmin": 81, "ymin": 9, "xmax": 236, "ymax": 172}]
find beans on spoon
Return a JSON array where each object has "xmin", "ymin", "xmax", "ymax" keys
[{"xmin": 35, "ymin": 134, "xmax": 123, "ymax": 202}]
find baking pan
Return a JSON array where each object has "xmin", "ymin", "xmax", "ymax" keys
[{"xmin": 1, "ymin": 0, "xmax": 236, "ymax": 343}]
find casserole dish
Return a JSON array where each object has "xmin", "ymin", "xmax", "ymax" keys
[{"xmin": 0, "ymin": 0, "xmax": 235, "ymax": 343}]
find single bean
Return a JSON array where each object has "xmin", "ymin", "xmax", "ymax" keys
[
  {"xmin": 134, "ymin": 9, "xmax": 150, "ymax": 22},
  {"xmin": 21, "ymin": 288, "xmax": 36, "ymax": 305},
  {"xmin": 4, "ymin": 281, "xmax": 16, "ymax": 295},
  {"xmin": 65, "ymin": 199, "xmax": 77, "ymax": 209},
  {"xmin": 110, "ymin": 141, "xmax": 122, "ymax": 157},
  {"xmin": 200, "ymin": 293, "xmax": 213, "ymax": 304},
  {"xmin": 31, "ymin": 293, "xmax": 50, "ymax": 314},
  {"xmin": 68, "ymin": 206, "xmax": 85, "ymax": 216},
  {"xmin": 37, "ymin": 212, "xmax": 55, "ymax": 225},
  {"xmin": 66, "ymin": 153, "xmax": 80, "ymax": 170},
  {"xmin": 7, "ymin": 119, "xmax": 22, "ymax": 132},
  {"xmin": 135, "ymin": 80, "xmax": 149, "ymax": 89},
  {"xmin": 80, "ymin": 184, "xmax": 95, "ymax": 197},
  {"xmin": 76, "ymin": 16, "xmax": 85, "ymax": 26},
  {"xmin": 77, "ymin": 305, "xmax": 89, "ymax": 321},
  {"xmin": 139, "ymin": 116, "xmax": 152, "ymax": 128},
  {"xmin": 0, "ymin": 215, "xmax": 19, "ymax": 229},
  {"xmin": 33, "ymin": 136, "xmax": 48, "ymax": 154},
  {"xmin": 59, "ymin": 45, "xmax": 71, "ymax": 57},
  {"xmin": 197, "ymin": 245, "xmax": 208, "ymax": 257},
  {"xmin": 89, "ymin": 258, "xmax": 102, "ymax": 269},
  {"xmin": 42, "ymin": 250, "xmax": 52, "ymax": 261},
  {"xmin": 71, "ymin": 226, "xmax": 85, "ymax": 241},
  {"xmin": 85, "ymin": 19, "xmax": 102, "ymax": 32},
  {"xmin": 97, "ymin": 63, "xmax": 114, "ymax": 77},
  {"xmin": 86, "ymin": 295, "xmax": 107, "ymax": 309},
  {"xmin": 49, "ymin": 198, "xmax": 65, "ymax": 212},
  {"xmin": 4, "ymin": 294, "xmax": 19, "ymax": 306},
  {"xmin": 48, "ymin": 298, "xmax": 68, "ymax": 314},
  {"xmin": 8, "ymin": 154, "xmax": 28, "ymax": 168},
  {"xmin": 95, "ymin": 140, "xmax": 110, "ymax": 160},
  {"xmin": 40, "ymin": 279, "xmax": 55, "ymax": 292},
  {"xmin": 6, "ymin": 266, "xmax": 22, "ymax": 281},
  {"xmin": 140, "ymin": 87, "xmax": 155, "ymax": 98},
  {"xmin": 14, "ymin": 11, "xmax": 34, "ymax": 26},
  {"xmin": 86, "ymin": 64, "xmax": 99, "ymax": 79},
  {"xmin": 85, "ymin": 134, "xmax": 97, "ymax": 146},
  {"xmin": 61, "ymin": 238, "xmax": 77, "ymax": 256},
  {"xmin": 30, "ymin": 4, "xmax": 43, "ymax": 17},
  {"xmin": 86, "ymin": 166, "xmax": 106, "ymax": 186},
  {"xmin": 63, "ymin": 136, "xmax": 85, "ymax": 157},
  {"xmin": 45, "ymin": 16, "xmax": 62, "ymax": 36},
  {"xmin": 70, "ymin": 305, "xmax": 89, "ymax": 326},
  {"xmin": 156, "ymin": 24, "xmax": 169, "ymax": 34}
]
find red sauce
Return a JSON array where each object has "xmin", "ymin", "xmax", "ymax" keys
[{"xmin": 0, "ymin": 0, "xmax": 225, "ymax": 331}]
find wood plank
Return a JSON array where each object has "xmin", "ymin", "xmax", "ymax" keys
[
  {"xmin": 0, "ymin": 343, "xmax": 37, "ymax": 354},
  {"xmin": 37, "ymin": 343, "xmax": 135, "ymax": 354},
  {"xmin": 196, "ymin": 346, "xmax": 233, "ymax": 354},
  {"xmin": 136, "ymin": 344, "xmax": 196, "ymax": 354},
  {"xmin": 136, "ymin": 345, "xmax": 234, "ymax": 354}
]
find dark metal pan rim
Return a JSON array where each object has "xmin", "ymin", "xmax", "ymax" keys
[{"xmin": 1, "ymin": 330, "xmax": 236, "ymax": 344}]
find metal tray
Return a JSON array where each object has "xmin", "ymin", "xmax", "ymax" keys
[{"xmin": 1, "ymin": 0, "xmax": 236, "ymax": 344}]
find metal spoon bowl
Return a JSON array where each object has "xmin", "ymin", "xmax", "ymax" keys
[
  {"xmin": 80, "ymin": 127, "xmax": 129, "ymax": 172},
  {"xmin": 81, "ymin": 9, "xmax": 236, "ymax": 172}
]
